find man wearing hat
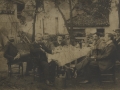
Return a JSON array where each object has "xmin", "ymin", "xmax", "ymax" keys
[{"xmin": 113, "ymin": 29, "xmax": 120, "ymax": 60}]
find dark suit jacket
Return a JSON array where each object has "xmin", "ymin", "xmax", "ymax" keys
[
  {"xmin": 42, "ymin": 41, "xmax": 54, "ymax": 53},
  {"xmin": 4, "ymin": 42, "xmax": 18, "ymax": 61},
  {"xmin": 113, "ymin": 38, "xmax": 120, "ymax": 60},
  {"xmin": 97, "ymin": 42, "xmax": 117, "ymax": 71},
  {"xmin": 30, "ymin": 42, "xmax": 52, "ymax": 62}
]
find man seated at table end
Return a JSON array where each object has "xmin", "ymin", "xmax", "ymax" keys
[{"xmin": 75, "ymin": 33, "xmax": 116, "ymax": 84}]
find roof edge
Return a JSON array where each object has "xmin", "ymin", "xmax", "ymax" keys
[{"xmin": 12, "ymin": 0, "xmax": 25, "ymax": 4}]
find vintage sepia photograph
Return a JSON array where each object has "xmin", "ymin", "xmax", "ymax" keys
[{"xmin": 0, "ymin": 0, "xmax": 120, "ymax": 90}]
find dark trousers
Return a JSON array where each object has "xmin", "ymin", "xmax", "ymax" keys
[
  {"xmin": 49, "ymin": 61, "xmax": 58, "ymax": 82},
  {"xmin": 39, "ymin": 61, "xmax": 49, "ymax": 81},
  {"xmin": 8, "ymin": 54, "xmax": 32, "ymax": 73},
  {"xmin": 38, "ymin": 60, "xmax": 58, "ymax": 82},
  {"xmin": 76, "ymin": 57, "xmax": 98, "ymax": 81}
]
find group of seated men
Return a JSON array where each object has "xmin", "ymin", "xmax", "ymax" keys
[
  {"xmin": 3, "ymin": 33, "xmax": 71, "ymax": 86},
  {"xmin": 3, "ymin": 28, "xmax": 120, "ymax": 85}
]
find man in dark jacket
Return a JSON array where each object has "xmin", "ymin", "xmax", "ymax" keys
[
  {"xmin": 96, "ymin": 33, "xmax": 116, "ymax": 71},
  {"xmin": 4, "ymin": 35, "xmax": 32, "ymax": 74},
  {"xmin": 42, "ymin": 33, "xmax": 58, "ymax": 83},
  {"xmin": 30, "ymin": 33, "xmax": 53, "ymax": 85},
  {"xmin": 4, "ymin": 36, "xmax": 19, "ymax": 63}
]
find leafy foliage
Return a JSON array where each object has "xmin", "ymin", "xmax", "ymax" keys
[{"xmin": 78, "ymin": 0, "xmax": 112, "ymax": 19}]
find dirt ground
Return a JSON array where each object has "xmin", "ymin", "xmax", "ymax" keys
[{"xmin": 0, "ymin": 51, "xmax": 120, "ymax": 90}]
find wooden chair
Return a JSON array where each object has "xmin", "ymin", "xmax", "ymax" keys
[
  {"xmin": 8, "ymin": 62, "xmax": 23, "ymax": 77},
  {"xmin": 89, "ymin": 59, "xmax": 116, "ymax": 84},
  {"xmin": 99, "ymin": 65, "xmax": 116, "ymax": 84}
]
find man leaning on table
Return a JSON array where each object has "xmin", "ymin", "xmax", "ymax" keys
[
  {"xmin": 42, "ymin": 33, "xmax": 58, "ymax": 84},
  {"xmin": 75, "ymin": 32, "xmax": 104, "ymax": 71},
  {"xmin": 30, "ymin": 33, "xmax": 53, "ymax": 85}
]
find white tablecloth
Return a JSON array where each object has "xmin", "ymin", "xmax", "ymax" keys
[{"xmin": 47, "ymin": 45, "xmax": 91, "ymax": 66}]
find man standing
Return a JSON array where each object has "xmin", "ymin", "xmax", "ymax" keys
[
  {"xmin": 91, "ymin": 32, "xmax": 105, "ymax": 57},
  {"xmin": 113, "ymin": 29, "xmax": 120, "ymax": 60},
  {"xmin": 30, "ymin": 33, "xmax": 53, "ymax": 85}
]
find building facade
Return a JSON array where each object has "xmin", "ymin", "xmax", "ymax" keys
[
  {"xmin": 21, "ymin": 0, "xmax": 119, "ymax": 40},
  {"xmin": 0, "ymin": 0, "xmax": 24, "ymax": 47}
]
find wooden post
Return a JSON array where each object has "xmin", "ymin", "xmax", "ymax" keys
[
  {"xmin": 69, "ymin": 0, "xmax": 73, "ymax": 39},
  {"xmin": 32, "ymin": 3, "xmax": 38, "ymax": 42},
  {"xmin": 32, "ymin": 12, "xmax": 36, "ymax": 42},
  {"xmin": 42, "ymin": 18, "xmax": 45, "ymax": 34},
  {"xmin": 55, "ymin": 17, "xmax": 59, "ymax": 35},
  {"xmin": 11, "ymin": 23, "xmax": 13, "ymax": 35},
  {"xmin": 119, "ymin": 0, "xmax": 120, "ymax": 28},
  {"xmin": 16, "ymin": 23, "xmax": 17, "ymax": 43}
]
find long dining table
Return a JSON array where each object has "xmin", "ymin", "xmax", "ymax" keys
[{"xmin": 47, "ymin": 45, "xmax": 91, "ymax": 66}]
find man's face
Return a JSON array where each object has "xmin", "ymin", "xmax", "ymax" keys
[
  {"xmin": 93, "ymin": 34, "xmax": 99, "ymax": 40},
  {"xmin": 43, "ymin": 35, "xmax": 49, "ymax": 40},
  {"xmin": 57, "ymin": 36, "xmax": 62, "ymax": 42},
  {"xmin": 115, "ymin": 32, "xmax": 120, "ymax": 37},
  {"xmin": 65, "ymin": 35, "xmax": 70, "ymax": 39},
  {"xmin": 35, "ymin": 34, "xmax": 42, "ymax": 42}
]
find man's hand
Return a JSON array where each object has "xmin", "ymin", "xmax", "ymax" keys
[
  {"xmin": 14, "ymin": 53, "xmax": 20, "ymax": 60},
  {"xmin": 54, "ymin": 60, "xmax": 61, "ymax": 66},
  {"xmin": 40, "ymin": 48, "xmax": 45, "ymax": 53},
  {"xmin": 118, "ymin": 42, "xmax": 120, "ymax": 45}
]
